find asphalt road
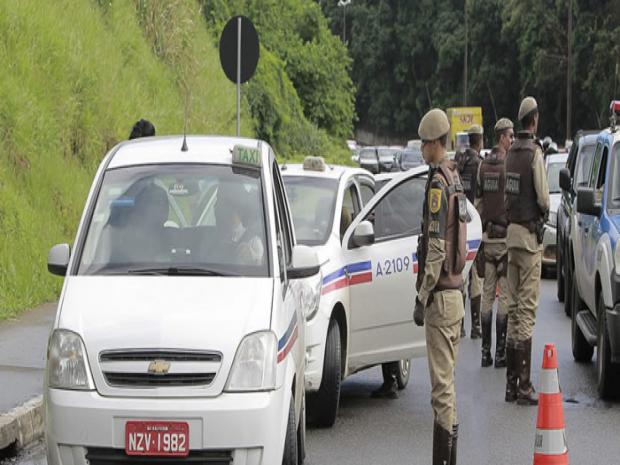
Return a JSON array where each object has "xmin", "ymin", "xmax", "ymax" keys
[{"xmin": 5, "ymin": 279, "xmax": 620, "ymax": 465}]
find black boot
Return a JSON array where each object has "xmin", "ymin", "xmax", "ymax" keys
[
  {"xmin": 432, "ymin": 421, "xmax": 452, "ymax": 465},
  {"xmin": 371, "ymin": 366, "xmax": 398, "ymax": 399},
  {"xmin": 516, "ymin": 338, "xmax": 538, "ymax": 406},
  {"xmin": 494, "ymin": 313, "xmax": 508, "ymax": 368},
  {"xmin": 470, "ymin": 296, "xmax": 482, "ymax": 339},
  {"xmin": 481, "ymin": 311, "xmax": 493, "ymax": 367},
  {"xmin": 450, "ymin": 424, "xmax": 458, "ymax": 465},
  {"xmin": 505, "ymin": 340, "xmax": 518, "ymax": 402}
]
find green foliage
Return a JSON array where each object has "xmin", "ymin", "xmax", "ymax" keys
[
  {"xmin": 322, "ymin": 0, "xmax": 620, "ymax": 142},
  {"xmin": 0, "ymin": 0, "xmax": 245, "ymax": 318},
  {"xmin": 201, "ymin": 0, "xmax": 356, "ymax": 156}
]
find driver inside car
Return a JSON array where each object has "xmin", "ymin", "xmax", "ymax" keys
[{"xmin": 213, "ymin": 183, "xmax": 265, "ymax": 266}]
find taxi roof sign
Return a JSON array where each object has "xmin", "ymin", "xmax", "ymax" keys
[
  {"xmin": 303, "ymin": 156, "xmax": 326, "ymax": 172},
  {"xmin": 232, "ymin": 145, "xmax": 261, "ymax": 168}
]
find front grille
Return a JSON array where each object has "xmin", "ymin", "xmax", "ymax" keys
[
  {"xmin": 100, "ymin": 351, "xmax": 221, "ymax": 363},
  {"xmin": 104, "ymin": 372, "xmax": 216, "ymax": 387},
  {"xmin": 86, "ymin": 448, "xmax": 233, "ymax": 465}
]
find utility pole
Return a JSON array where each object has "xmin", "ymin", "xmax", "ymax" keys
[
  {"xmin": 566, "ymin": 0, "xmax": 573, "ymax": 142},
  {"xmin": 464, "ymin": 0, "xmax": 468, "ymax": 106},
  {"xmin": 338, "ymin": 0, "xmax": 351, "ymax": 44}
]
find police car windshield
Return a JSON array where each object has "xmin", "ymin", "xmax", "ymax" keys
[
  {"xmin": 282, "ymin": 176, "xmax": 338, "ymax": 246},
  {"xmin": 546, "ymin": 161, "xmax": 564, "ymax": 194},
  {"xmin": 77, "ymin": 164, "xmax": 269, "ymax": 277}
]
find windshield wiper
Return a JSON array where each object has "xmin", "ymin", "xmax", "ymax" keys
[{"xmin": 127, "ymin": 266, "xmax": 238, "ymax": 276}]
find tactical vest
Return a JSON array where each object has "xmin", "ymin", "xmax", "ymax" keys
[
  {"xmin": 505, "ymin": 132, "xmax": 539, "ymax": 226},
  {"xmin": 479, "ymin": 146, "xmax": 508, "ymax": 233},
  {"xmin": 457, "ymin": 148, "xmax": 481, "ymax": 203},
  {"xmin": 421, "ymin": 159, "xmax": 467, "ymax": 292}
]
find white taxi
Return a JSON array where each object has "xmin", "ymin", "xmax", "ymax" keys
[
  {"xmin": 45, "ymin": 136, "xmax": 320, "ymax": 465},
  {"xmin": 282, "ymin": 158, "xmax": 482, "ymax": 427}
]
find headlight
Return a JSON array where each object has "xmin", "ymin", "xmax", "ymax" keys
[
  {"xmin": 225, "ymin": 331, "xmax": 277, "ymax": 392},
  {"xmin": 47, "ymin": 330, "xmax": 94, "ymax": 390},
  {"xmin": 301, "ymin": 270, "xmax": 322, "ymax": 321},
  {"xmin": 614, "ymin": 242, "xmax": 620, "ymax": 276},
  {"xmin": 547, "ymin": 211, "xmax": 557, "ymax": 228}
]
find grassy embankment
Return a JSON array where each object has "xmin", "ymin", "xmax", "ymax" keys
[{"xmin": 0, "ymin": 0, "xmax": 250, "ymax": 319}]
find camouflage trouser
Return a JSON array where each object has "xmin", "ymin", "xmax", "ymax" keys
[
  {"xmin": 481, "ymin": 242, "xmax": 509, "ymax": 317},
  {"xmin": 506, "ymin": 247, "xmax": 542, "ymax": 342},
  {"xmin": 425, "ymin": 290, "xmax": 463, "ymax": 431}
]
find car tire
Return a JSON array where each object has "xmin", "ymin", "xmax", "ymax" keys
[
  {"xmin": 557, "ymin": 246, "xmax": 564, "ymax": 302},
  {"xmin": 597, "ymin": 296, "xmax": 620, "ymax": 399},
  {"xmin": 564, "ymin": 257, "xmax": 573, "ymax": 317},
  {"xmin": 282, "ymin": 396, "xmax": 298, "ymax": 465},
  {"xmin": 571, "ymin": 273, "xmax": 594, "ymax": 363},
  {"xmin": 297, "ymin": 393, "xmax": 306, "ymax": 464},
  {"xmin": 307, "ymin": 318, "xmax": 341, "ymax": 428}
]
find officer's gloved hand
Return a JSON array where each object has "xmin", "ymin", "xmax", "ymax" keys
[{"xmin": 414, "ymin": 298, "xmax": 425, "ymax": 327}]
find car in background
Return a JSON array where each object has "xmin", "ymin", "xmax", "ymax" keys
[
  {"xmin": 45, "ymin": 137, "xmax": 320, "ymax": 464},
  {"xmin": 377, "ymin": 146, "xmax": 400, "ymax": 172},
  {"xmin": 541, "ymin": 152, "xmax": 568, "ymax": 275},
  {"xmin": 557, "ymin": 131, "xmax": 599, "ymax": 313},
  {"xmin": 570, "ymin": 108, "xmax": 620, "ymax": 398},
  {"xmin": 396, "ymin": 147, "xmax": 424, "ymax": 171},
  {"xmin": 281, "ymin": 158, "xmax": 482, "ymax": 427},
  {"xmin": 358, "ymin": 147, "xmax": 380, "ymax": 174}
]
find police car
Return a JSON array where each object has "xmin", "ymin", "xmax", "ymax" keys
[
  {"xmin": 45, "ymin": 136, "xmax": 319, "ymax": 465},
  {"xmin": 281, "ymin": 158, "xmax": 482, "ymax": 427}
]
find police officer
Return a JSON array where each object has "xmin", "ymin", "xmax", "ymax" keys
[
  {"xmin": 129, "ymin": 119, "xmax": 156, "ymax": 139},
  {"xmin": 475, "ymin": 118, "xmax": 514, "ymax": 368},
  {"xmin": 504, "ymin": 97, "xmax": 550, "ymax": 405},
  {"xmin": 457, "ymin": 125, "xmax": 484, "ymax": 339},
  {"xmin": 414, "ymin": 109, "xmax": 467, "ymax": 464}
]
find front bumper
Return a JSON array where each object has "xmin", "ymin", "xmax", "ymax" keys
[
  {"xmin": 45, "ymin": 387, "xmax": 289, "ymax": 465},
  {"xmin": 542, "ymin": 225, "xmax": 557, "ymax": 266}
]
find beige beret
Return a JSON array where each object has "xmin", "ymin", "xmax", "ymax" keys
[
  {"xmin": 494, "ymin": 118, "xmax": 514, "ymax": 132},
  {"xmin": 518, "ymin": 96, "xmax": 538, "ymax": 121},
  {"xmin": 418, "ymin": 108, "xmax": 450, "ymax": 140},
  {"xmin": 467, "ymin": 124, "xmax": 483, "ymax": 135}
]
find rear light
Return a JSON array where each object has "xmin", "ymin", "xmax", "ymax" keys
[{"xmin": 610, "ymin": 100, "xmax": 620, "ymax": 115}]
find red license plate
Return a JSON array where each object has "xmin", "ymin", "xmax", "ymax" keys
[{"xmin": 125, "ymin": 421, "xmax": 189, "ymax": 457}]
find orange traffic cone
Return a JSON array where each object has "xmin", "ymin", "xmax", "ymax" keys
[{"xmin": 533, "ymin": 344, "xmax": 568, "ymax": 464}]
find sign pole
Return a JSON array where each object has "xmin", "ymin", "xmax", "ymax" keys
[{"xmin": 236, "ymin": 17, "xmax": 242, "ymax": 137}]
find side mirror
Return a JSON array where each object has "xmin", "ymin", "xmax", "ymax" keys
[
  {"xmin": 576, "ymin": 188, "xmax": 601, "ymax": 217},
  {"xmin": 48, "ymin": 243, "xmax": 71, "ymax": 276},
  {"xmin": 349, "ymin": 220, "xmax": 375, "ymax": 248},
  {"xmin": 287, "ymin": 245, "xmax": 321, "ymax": 279},
  {"xmin": 559, "ymin": 168, "xmax": 572, "ymax": 192}
]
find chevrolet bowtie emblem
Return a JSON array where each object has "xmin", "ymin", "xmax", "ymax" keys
[{"xmin": 148, "ymin": 359, "xmax": 171, "ymax": 375}]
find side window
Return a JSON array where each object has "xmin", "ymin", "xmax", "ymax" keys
[
  {"xmin": 341, "ymin": 184, "xmax": 361, "ymax": 239},
  {"xmin": 588, "ymin": 144, "xmax": 603, "ymax": 189},
  {"xmin": 357, "ymin": 179, "xmax": 375, "ymax": 206},
  {"xmin": 595, "ymin": 147, "xmax": 608, "ymax": 203},
  {"xmin": 272, "ymin": 163, "xmax": 293, "ymax": 276},
  {"xmin": 367, "ymin": 177, "xmax": 425, "ymax": 242},
  {"xmin": 573, "ymin": 143, "xmax": 595, "ymax": 190}
]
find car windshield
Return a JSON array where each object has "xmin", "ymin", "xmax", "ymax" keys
[
  {"xmin": 282, "ymin": 176, "xmax": 338, "ymax": 246},
  {"xmin": 607, "ymin": 143, "xmax": 620, "ymax": 210},
  {"xmin": 547, "ymin": 161, "xmax": 565, "ymax": 193},
  {"xmin": 78, "ymin": 164, "xmax": 269, "ymax": 277},
  {"xmin": 378, "ymin": 148, "xmax": 396, "ymax": 160}
]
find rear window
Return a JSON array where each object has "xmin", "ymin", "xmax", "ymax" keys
[{"xmin": 359, "ymin": 149, "xmax": 377, "ymax": 161}]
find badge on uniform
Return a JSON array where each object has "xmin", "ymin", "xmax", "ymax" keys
[{"xmin": 429, "ymin": 188, "xmax": 442, "ymax": 214}]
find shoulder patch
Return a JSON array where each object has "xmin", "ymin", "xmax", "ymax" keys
[{"xmin": 429, "ymin": 188, "xmax": 442, "ymax": 214}]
